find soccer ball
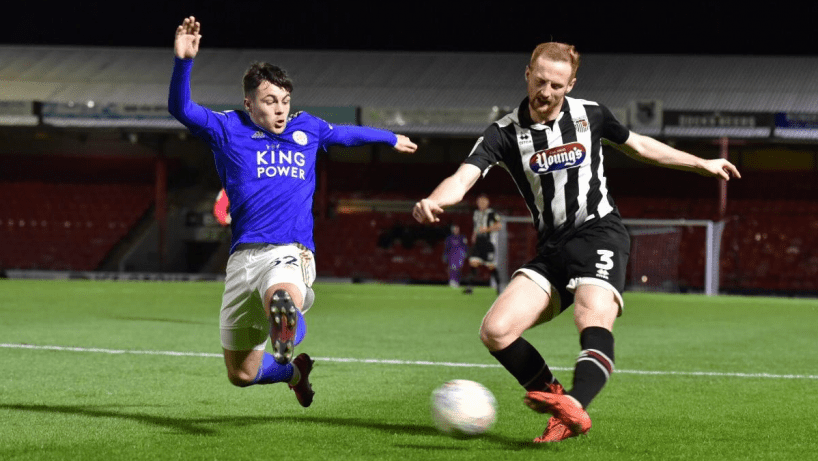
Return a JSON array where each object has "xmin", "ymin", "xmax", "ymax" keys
[{"xmin": 430, "ymin": 379, "xmax": 497, "ymax": 437}]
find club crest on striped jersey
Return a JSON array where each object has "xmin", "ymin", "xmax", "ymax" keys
[
  {"xmin": 573, "ymin": 117, "xmax": 589, "ymax": 133},
  {"xmin": 529, "ymin": 142, "xmax": 586, "ymax": 174}
]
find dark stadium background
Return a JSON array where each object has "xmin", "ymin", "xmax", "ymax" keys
[
  {"xmin": 3, "ymin": 1, "xmax": 817, "ymax": 55},
  {"xmin": 2, "ymin": 1, "xmax": 817, "ymax": 294}
]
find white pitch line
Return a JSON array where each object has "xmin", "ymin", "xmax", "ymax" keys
[{"xmin": 2, "ymin": 343, "xmax": 816, "ymax": 380}]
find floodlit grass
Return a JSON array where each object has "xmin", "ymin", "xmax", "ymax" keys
[{"xmin": 1, "ymin": 280, "xmax": 816, "ymax": 460}]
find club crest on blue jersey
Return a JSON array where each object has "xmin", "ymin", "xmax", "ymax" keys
[
  {"xmin": 293, "ymin": 130, "xmax": 308, "ymax": 146},
  {"xmin": 529, "ymin": 142, "xmax": 587, "ymax": 174}
]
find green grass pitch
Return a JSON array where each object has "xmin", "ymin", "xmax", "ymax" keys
[{"xmin": 1, "ymin": 280, "xmax": 816, "ymax": 460}]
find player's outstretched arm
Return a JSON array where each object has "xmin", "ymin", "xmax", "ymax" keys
[
  {"xmin": 620, "ymin": 131, "xmax": 741, "ymax": 180},
  {"xmin": 413, "ymin": 164, "xmax": 482, "ymax": 224},
  {"xmin": 322, "ymin": 125, "xmax": 417, "ymax": 153},
  {"xmin": 393, "ymin": 135, "xmax": 418, "ymax": 154},
  {"xmin": 175, "ymin": 16, "xmax": 202, "ymax": 60},
  {"xmin": 168, "ymin": 16, "xmax": 221, "ymax": 139}
]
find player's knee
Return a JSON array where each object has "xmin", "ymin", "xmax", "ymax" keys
[
  {"xmin": 265, "ymin": 283, "xmax": 304, "ymax": 310},
  {"xmin": 479, "ymin": 317, "xmax": 513, "ymax": 350},
  {"xmin": 226, "ymin": 368, "xmax": 256, "ymax": 387}
]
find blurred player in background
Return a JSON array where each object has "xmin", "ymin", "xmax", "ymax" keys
[
  {"xmin": 443, "ymin": 224, "xmax": 468, "ymax": 288},
  {"xmin": 213, "ymin": 188, "xmax": 231, "ymax": 226},
  {"xmin": 169, "ymin": 17, "xmax": 417, "ymax": 407},
  {"xmin": 463, "ymin": 194, "xmax": 501, "ymax": 294},
  {"xmin": 413, "ymin": 42, "xmax": 739, "ymax": 442}
]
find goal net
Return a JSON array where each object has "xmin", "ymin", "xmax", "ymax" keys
[{"xmin": 496, "ymin": 217, "xmax": 725, "ymax": 295}]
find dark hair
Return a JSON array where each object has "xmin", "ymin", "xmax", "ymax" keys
[{"xmin": 242, "ymin": 62, "xmax": 293, "ymax": 96}]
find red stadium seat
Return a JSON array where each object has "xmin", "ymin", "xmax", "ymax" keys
[{"xmin": 0, "ymin": 181, "xmax": 154, "ymax": 271}]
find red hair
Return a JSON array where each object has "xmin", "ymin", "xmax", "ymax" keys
[{"xmin": 529, "ymin": 42, "xmax": 581, "ymax": 80}]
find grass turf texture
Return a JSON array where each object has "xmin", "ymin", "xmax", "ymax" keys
[{"xmin": 1, "ymin": 280, "xmax": 816, "ymax": 460}]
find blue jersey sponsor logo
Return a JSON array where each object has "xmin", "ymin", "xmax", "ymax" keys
[{"xmin": 256, "ymin": 148, "xmax": 307, "ymax": 179}]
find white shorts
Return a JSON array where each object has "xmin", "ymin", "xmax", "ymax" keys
[{"xmin": 219, "ymin": 243, "xmax": 316, "ymax": 351}]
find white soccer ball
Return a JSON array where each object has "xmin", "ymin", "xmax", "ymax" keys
[{"xmin": 430, "ymin": 379, "xmax": 497, "ymax": 437}]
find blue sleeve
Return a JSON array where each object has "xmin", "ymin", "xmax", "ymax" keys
[
  {"xmin": 317, "ymin": 118, "xmax": 398, "ymax": 151},
  {"xmin": 167, "ymin": 57, "xmax": 227, "ymax": 147}
]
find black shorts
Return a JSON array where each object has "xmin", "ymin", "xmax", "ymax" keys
[
  {"xmin": 517, "ymin": 213, "xmax": 630, "ymax": 312},
  {"xmin": 468, "ymin": 236, "xmax": 496, "ymax": 265}
]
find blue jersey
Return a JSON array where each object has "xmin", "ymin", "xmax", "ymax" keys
[{"xmin": 168, "ymin": 58, "xmax": 398, "ymax": 253}]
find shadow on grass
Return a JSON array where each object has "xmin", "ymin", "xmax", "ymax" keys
[
  {"xmin": 112, "ymin": 316, "xmax": 212, "ymax": 325},
  {"xmin": 1, "ymin": 404, "xmax": 547, "ymax": 450},
  {"xmin": 1, "ymin": 403, "xmax": 226, "ymax": 435},
  {"xmin": 288, "ymin": 415, "xmax": 542, "ymax": 451}
]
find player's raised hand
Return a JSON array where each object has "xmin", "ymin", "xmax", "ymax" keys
[
  {"xmin": 700, "ymin": 158, "xmax": 741, "ymax": 181},
  {"xmin": 413, "ymin": 198, "xmax": 444, "ymax": 223},
  {"xmin": 394, "ymin": 134, "xmax": 418, "ymax": 154},
  {"xmin": 175, "ymin": 16, "xmax": 202, "ymax": 60}
]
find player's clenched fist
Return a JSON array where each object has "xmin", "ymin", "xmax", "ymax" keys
[
  {"xmin": 393, "ymin": 135, "xmax": 418, "ymax": 154},
  {"xmin": 413, "ymin": 198, "xmax": 444, "ymax": 223},
  {"xmin": 175, "ymin": 16, "xmax": 202, "ymax": 60}
]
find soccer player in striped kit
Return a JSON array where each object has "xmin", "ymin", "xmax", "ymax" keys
[
  {"xmin": 413, "ymin": 42, "xmax": 739, "ymax": 442},
  {"xmin": 169, "ymin": 17, "xmax": 417, "ymax": 407},
  {"xmin": 463, "ymin": 194, "xmax": 502, "ymax": 294}
]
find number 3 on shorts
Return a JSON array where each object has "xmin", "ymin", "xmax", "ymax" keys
[{"xmin": 595, "ymin": 249, "xmax": 614, "ymax": 270}]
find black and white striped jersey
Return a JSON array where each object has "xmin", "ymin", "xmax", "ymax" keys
[
  {"xmin": 472, "ymin": 207, "xmax": 499, "ymax": 246},
  {"xmin": 464, "ymin": 96, "xmax": 630, "ymax": 250}
]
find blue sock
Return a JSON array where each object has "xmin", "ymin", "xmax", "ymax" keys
[
  {"xmin": 252, "ymin": 352, "xmax": 294, "ymax": 385},
  {"xmin": 294, "ymin": 308, "xmax": 306, "ymax": 346}
]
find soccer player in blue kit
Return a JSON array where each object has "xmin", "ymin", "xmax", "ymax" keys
[{"xmin": 169, "ymin": 17, "xmax": 417, "ymax": 407}]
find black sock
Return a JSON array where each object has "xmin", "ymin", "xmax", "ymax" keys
[
  {"xmin": 568, "ymin": 326, "xmax": 615, "ymax": 409},
  {"xmin": 490, "ymin": 269, "xmax": 500, "ymax": 291},
  {"xmin": 489, "ymin": 337, "xmax": 560, "ymax": 391}
]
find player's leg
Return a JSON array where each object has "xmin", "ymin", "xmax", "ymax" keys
[
  {"xmin": 257, "ymin": 245, "xmax": 315, "ymax": 363},
  {"xmin": 451, "ymin": 247, "xmax": 468, "ymax": 288},
  {"xmin": 524, "ymin": 284, "xmax": 617, "ymax": 438},
  {"xmin": 221, "ymin": 329, "xmax": 295, "ymax": 387},
  {"xmin": 264, "ymin": 282, "xmax": 304, "ymax": 364},
  {"xmin": 448, "ymin": 266, "xmax": 458, "ymax": 288},
  {"xmin": 563, "ymin": 216, "xmax": 628, "ymax": 411},
  {"xmin": 486, "ymin": 262, "xmax": 500, "ymax": 294},
  {"xmin": 463, "ymin": 258, "xmax": 480, "ymax": 294},
  {"xmin": 486, "ymin": 241, "xmax": 500, "ymax": 293},
  {"xmin": 219, "ymin": 246, "xmax": 312, "ymax": 406},
  {"xmin": 479, "ymin": 270, "xmax": 565, "ymax": 392},
  {"xmin": 255, "ymin": 245, "xmax": 316, "ymax": 406},
  {"xmin": 525, "ymin": 216, "xmax": 628, "ymax": 439},
  {"xmin": 220, "ymin": 248, "xmax": 291, "ymax": 387},
  {"xmin": 569, "ymin": 284, "xmax": 618, "ymax": 409}
]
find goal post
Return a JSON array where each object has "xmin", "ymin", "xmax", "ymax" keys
[
  {"xmin": 622, "ymin": 219, "xmax": 725, "ymax": 296},
  {"xmin": 496, "ymin": 217, "xmax": 725, "ymax": 296}
]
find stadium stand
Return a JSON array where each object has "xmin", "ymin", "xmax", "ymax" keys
[
  {"xmin": 0, "ymin": 151, "xmax": 156, "ymax": 272},
  {"xmin": 1, "ymin": 46, "xmax": 817, "ymax": 295},
  {"xmin": 312, "ymin": 166, "xmax": 818, "ymax": 294},
  {"xmin": 0, "ymin": 182, "xmax": 154, "ymax": 271}
]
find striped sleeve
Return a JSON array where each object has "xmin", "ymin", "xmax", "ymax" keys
[
  {"xmin": 600, "ymin": 104, "xmax": 630, "ymax": 144},
  {"xmin": 464, "ymin": 123, "xmax": 506, "ymax": 173}
]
